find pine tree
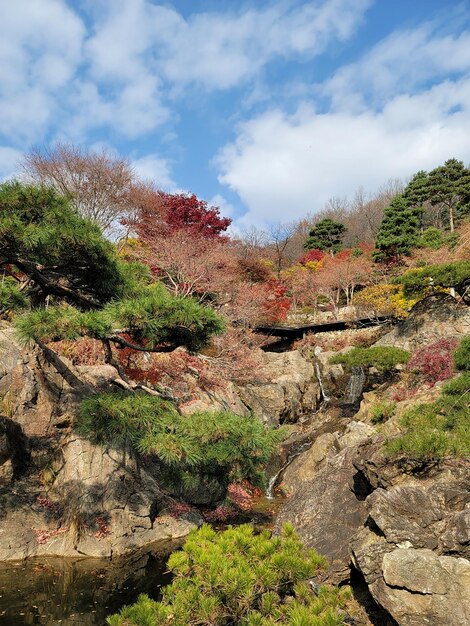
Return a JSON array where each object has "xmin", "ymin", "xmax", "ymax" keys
[
  {"xmin": 428, "ymin": 158, "xmax": 470, "ymax": 232},
  {"xmin": 0, "ymin": 181, "xmax": 126, "ymax": 308},
  {"xmin": 402, "ymin": 170, "xmax": 427, "ymax": 230},
  {"xmin": 78, "ymin": 392, "xmax": 281, "ymax": 502},
  {"xmin": 374, "ymin": 195, "xmax": 420, "ymax": 262},
  {"xmin": 107, "ymin": 524, "xmax": 351, "ymax": 626},
  {"xmin": 304, "ymin": 219, "xmax": 346, "ymax": 254},
  {"xmin": 2, "ymin": 182, "xmax": 225, "ymax": 366}
]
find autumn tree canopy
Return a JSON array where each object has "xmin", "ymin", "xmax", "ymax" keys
[
  {"xmin": 21, "ymin": 143, "xmax": 141, "ymax": 234},
  {"xmin": 1, "ymin": 182, "xmax": 225, "ymax": 378}
]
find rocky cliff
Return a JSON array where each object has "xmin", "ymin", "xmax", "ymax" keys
[
  {"xmin": 0, "ymin": 324, "xmax": 320, "ymax": 561},
  {"xmin": 275, "ymin": 296, "xmax": 470, "ymax": 626}
]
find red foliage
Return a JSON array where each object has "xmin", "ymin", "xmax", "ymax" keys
[
  {"xmin": 129, "ymin": 191, "xmax": 231, "ymax": 241},
  {"xmin": 390, "ymin": 384, "xmax": 417, "ymax": 402},
  {"xmin": 94, "ymin": 516, "xmax": 111, "ymax": 538},
  {"xmin": 36, "ymin": 497, "xmax": 61, "ymax": 515},
  {"xmin": 406, "ymin": 339, "xmax": 458, "ymax": 386},
  {"xmin": 203, "ymin": 504, "xmax": 237, "ymax": 523},
  {"xmin": 162, "ymin": 192, "xmax": 231, "ymax": 238},
  {"xmin": 33, "ymin": 527, "xmax": 68, "ymax": 545},
  {"xmin": 50, "ymin": 337, "xmax": 104, "ymax": 365},
  {"xmin": 226, "ymin": 483, "xmax": 254, "ymax": 511},
  {"xmin": 298, "ymin": 249, "xmax": 324, "ymax": 265},
  {"xmin": 167, "ymin": 501, "xmax": 194, "ymax": 519},
  {"xmin": 117, "ymin": 347, "xmax": 223, "ymax": 400},
  {"xmin": 263, "ymin": 281, "xmax": 291, "ymax": 323}
]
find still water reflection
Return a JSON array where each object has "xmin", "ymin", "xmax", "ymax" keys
[{"xmin": 0, "ymin": 541, "xmax": 180, "ymax": 626}]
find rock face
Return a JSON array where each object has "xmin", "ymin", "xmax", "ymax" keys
[
  {"xmin": 279, "ymin": 421, "xmax": 470, "ymax": 623},
  {"xmin": 275, "ymin": 420, "xmax": 376, "ymax": 583},
  {"xmin": 239, "ymin": 350, "xmax": 321, "ymax": 426},
  {"xmin": 276, "ymin": 295, "xmax": 470, "ymax": 624},
  {"xmin": 0, "ymin": 435, "xmax": 196, "ymax": 561},
  {"xmin": 376, "ymin": 294, "xmax": 470, "ymax": 351},
  {"xmin": 0, "ymin": 324, "xmax": 321, "ymax": 562},
  {"xmin": 351, "ymin": 452, "xmax": 470, "ymax": 626},
  {"xmin": 0, "ymin": 326, "xmax": 197, "ymax": 561}
]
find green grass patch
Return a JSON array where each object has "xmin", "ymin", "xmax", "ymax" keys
[
  {"xmin": 107, "ymin": 523, "xmax": 351, "ymax": 626},
  {"xmin": 370, "ymin": 401, "xmax": 396, "ymax": 424},
  {"xmin": 454, "ymin": 336, "xmax": 470, "ymax": 372},
  {"xmin": 330, "ymin": 346, "xmax": 410, "ymax": 373},
  {"xmin": 386, "ymin": 372, "xmax": 470, "ymax": 460}
]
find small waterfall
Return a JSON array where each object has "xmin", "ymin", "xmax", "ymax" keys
[
  {"xmin": 314, "ymin": 361, "xmax": 331, "ymax": 403},
  {"xmin": 345, "ymin": 366, "xmax": 365, "ymax": 404},
  {"xmin": 265, "ymin": 441, "xmax": 311, "ymax": 499}
]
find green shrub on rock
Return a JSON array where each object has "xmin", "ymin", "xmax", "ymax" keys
[
  {"xmin": 454, "ymin": 336, "xmax": 470, "ymax": 371},
  {"xmin": 107, "ymin": 523, "xmax": 351, "ymax": 626},
  {"xmin": 78, "ymin": 392, "xmax": 281, "ymax": 502},
  {"xmin": 0, "ymin": 277, "xmax": 28, "ymax": 317},
  {"xmin": 370, "ymin": 401, "xmax": 396, "ymax": 424},
  {"xmin": 386, "ymin": 356, "xmax": 470, "ymax": 460},
  {"xmin": 330, "ymin": 346, "xmax": 410, "ymax": 373}
]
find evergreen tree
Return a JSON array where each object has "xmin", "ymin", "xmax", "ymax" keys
[
  {"xmin": 394, "ymin": 260, "xmax": 470, "ymax": 304},
  {"xmin": 428, "ymin": 158, "xmax": 470, "ymax": 232},
  {"xmin": 402, "ymin": 170, "xmax": 428, "ymax": 230},
  {"xmin": 304, "ymin": 218, "xmax": 346, "ymax": 254},
  {"xmin": 2, "ymin": 182, "xmax": 225, "ymax": 366},
  {"xmin": 78, "ymin": 392, "xmax": 281, "ymax": 502},
  {"xmin": 108, "ymin": 524, "xmax": 351, "ymax": 626},
  {"xmin": 402, "ymin": 170, "xmax": 429, "ymax": 209},
  {"xmin": 374, "ymin": 194, "xmax": 420, "ymax": 262},
  {"xmin": 0, "ymin": 181, "xmax": 127, "ymax": 308}
]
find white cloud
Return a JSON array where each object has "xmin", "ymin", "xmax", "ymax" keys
[
  {"xmin": 216, "ymin": 77, "xmax": 470, "ymax": 228},
  {"xmin": 85, "ymin": 0, "xmax": 371, "ymax": 91},
  {"xmin": 132, "ymin": 154, "xmax": 176, "ymax": 190},
  {"xmin": 322, "ymin": 23, "xmax": 470, "ymax": 111},
  {"xmin": 0, "ymin": 147, "xmax": 23, "ymax": 181},
  {"xmin": 156, "ymin": 0, "xmax": 371, "ymax": 89},
  {"xmin": 0, "ymin": 0, "xmax": 85, "ymax": 143},
  {"xmin": 0, "ymin": 0, "xmax": 371, "ymax": 157},
  {"xmin": 216, "ymin": 15, "xmax": 470, "ymax": 227},
  {"xmin": 209, "ymin": 194, "xmax": 236, "ymax": 218}
]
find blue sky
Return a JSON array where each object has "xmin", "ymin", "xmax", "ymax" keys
[{"xmin": 1, "ymin": 0, "xmax": 470, "ymax": 230}]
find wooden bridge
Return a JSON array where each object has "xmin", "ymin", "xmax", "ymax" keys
[{"xmin": 254, "ymin": 316, "xmax": 395, "ymax": 340}]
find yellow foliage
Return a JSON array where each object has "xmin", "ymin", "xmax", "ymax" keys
[
  {"xmin": 282, "ymin": 264, "xmax": 307, "ymax": 279},
  {"xmin": 304, "ymin": 260, "xmax": 323, "ymax": 271},
  {"xmin": 354, "ymin": 284, "xmax": 417, "ymax": 318}
]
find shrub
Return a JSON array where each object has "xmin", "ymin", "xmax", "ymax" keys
[
  {"xmin": 454, "ymin": 336, "xmax": 470, "ymax": 371},
  {"xmin": 406, "ymin": 339, "xmax": 458, "ymax": 386},
  {"xmin": 417, "ymin": 227, "xmax": 446, "ymax": 249},
  {"xmin": 50, "ymin": 337, "xmax": 104, "ymax": 365},
  {"xmin": 0, "ymin": 277, "xmax": 28, "ymax": 317},
  {"xmin": 354, "ymin": 284, "xmax": 416, "ymax": 319},
  {"xmin": 370, "ymin": 401, "xmax": 396, "ymax": 424},
  {"xmin": 298, "ymin": 248, "xmax": 325, "ymax": 266},
  {"xmin": 386, "ymin": 371, "xmax": 470, "ymax": 460},
  {"xmin": 15, "ymin": 283, "xmax": 225, "ymax": 352},
  {"xmin": 330, "ymin": 346, "xmax": 410, "ymax": 373},
  {"xmin": 394, "ymin": 260, "xmax": 470, "ymax": 303},
  {"xmin": 107, "ymin": 523, "xmax": 351, "ymax": 626},
  {"xmin": 78, "ymin": 392, "xmax": 281, "ymax": 501}
]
